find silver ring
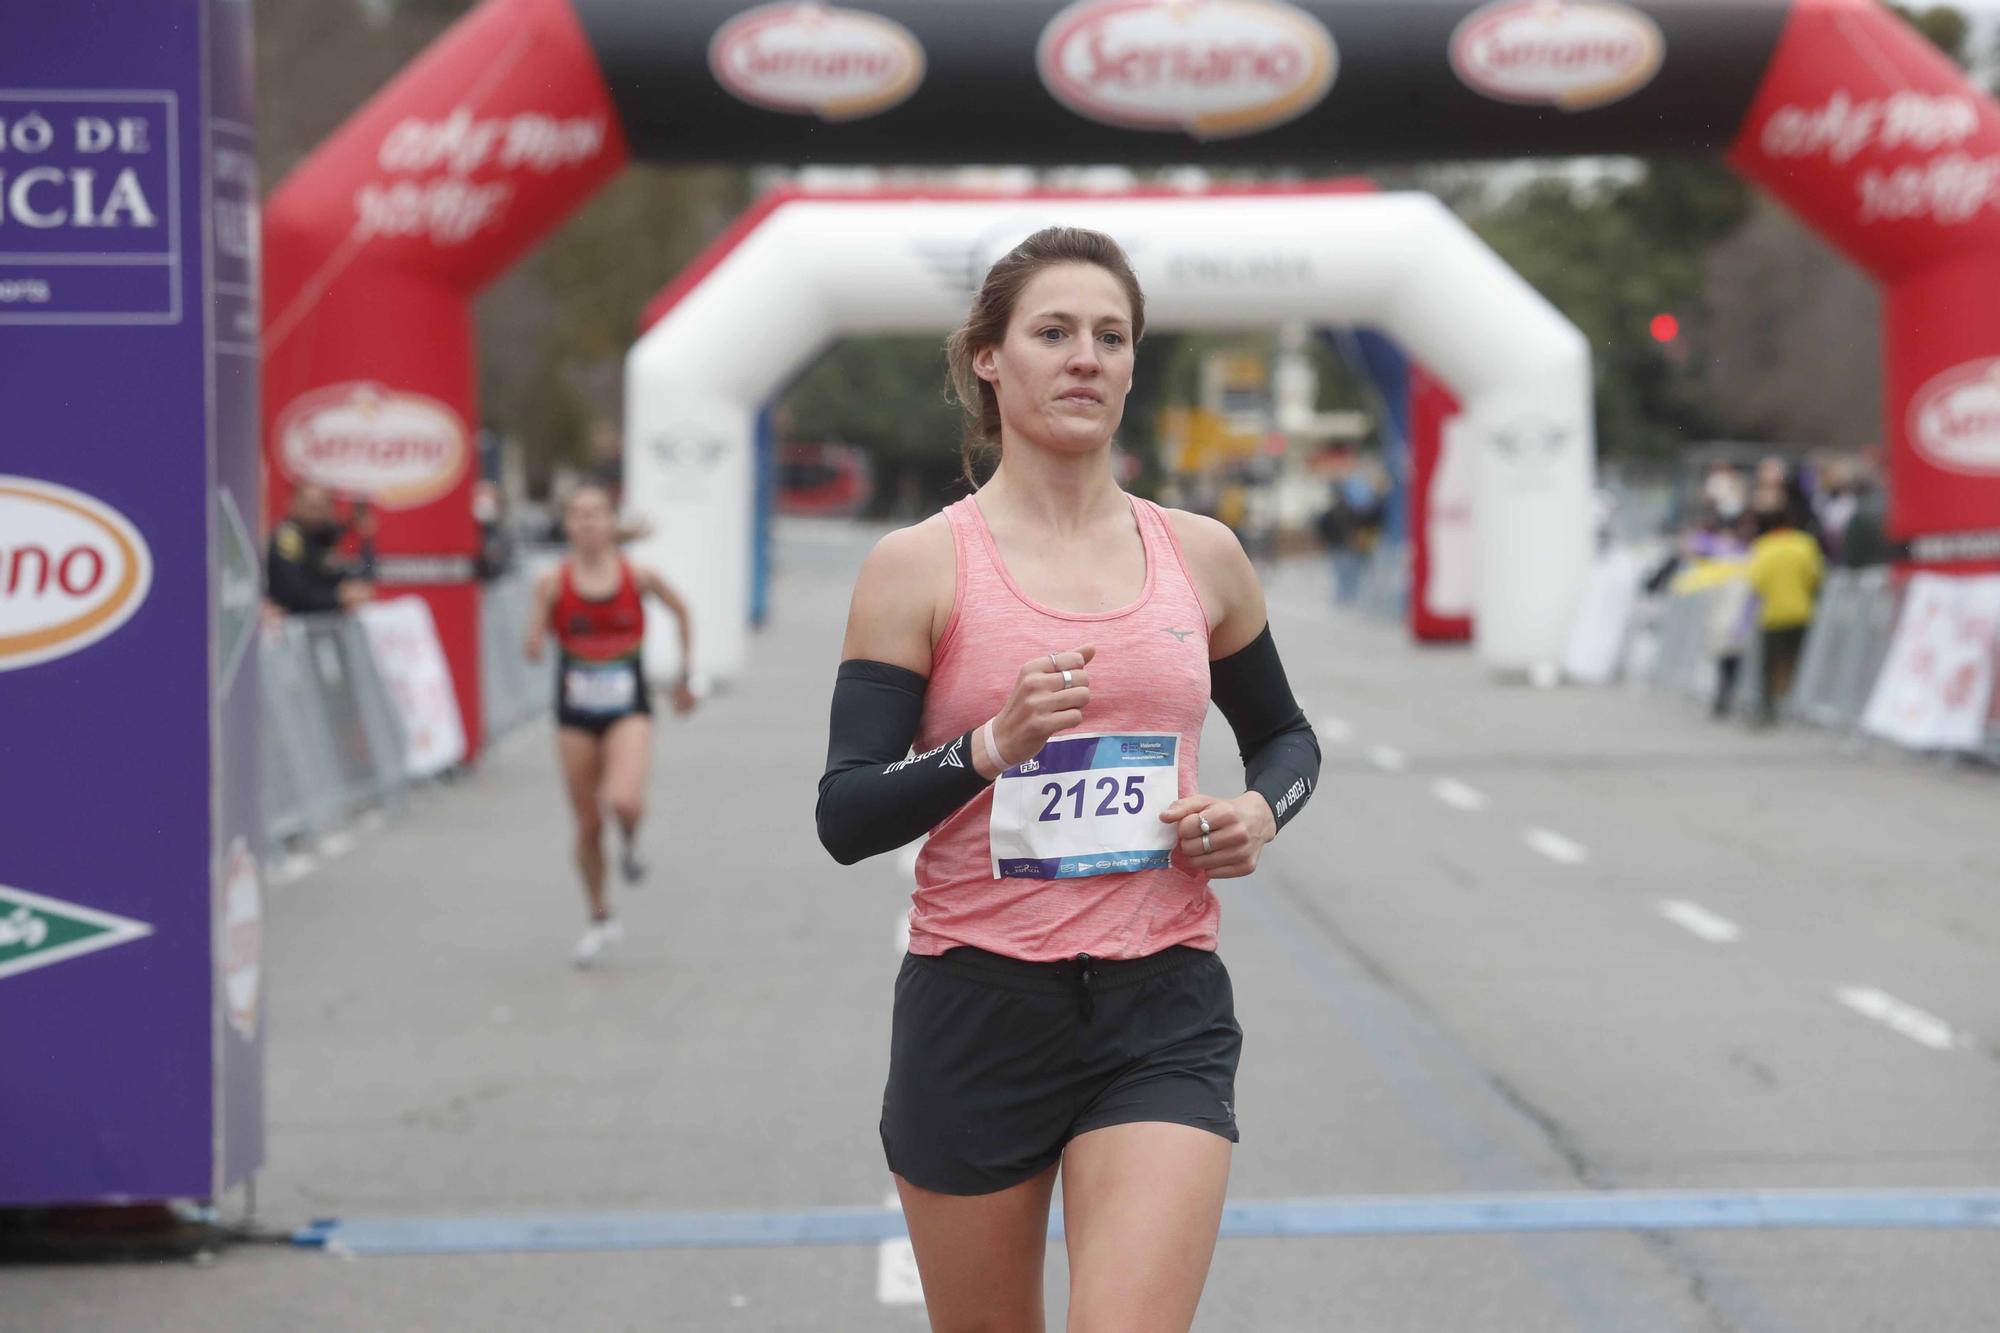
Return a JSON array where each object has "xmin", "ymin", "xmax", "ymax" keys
[
  {"xmin": 1048, "ymin": 652, "xmax": 1062, "ymax": 673},
  {"xmin": 1198, "ymin": 814, "xmax": 1212, "ymax": 836},
  {"xmin": 1201, "ymin": 832, "xmax": 1213, "ymax": 855},
  {"xmin": 1062, "ymin": 669, "xmax": 1074, "ymax": 688}
]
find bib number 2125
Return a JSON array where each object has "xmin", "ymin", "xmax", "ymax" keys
[
  {"xmin": 1039, "ymin": 775, "xmax": 1147, "ymax": 822},
  {"xmin": 988, "ymin": 732, "xmax": 1180, "ymax": 880}
]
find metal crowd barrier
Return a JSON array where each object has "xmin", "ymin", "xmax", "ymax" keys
[
  {"xmin": 261, "ymin": 613, "xmax": 411, "ymax": 846},
  {"xmin": 1787, "ymin": 567, "xmax": 1899, "ymax": 732},
  {"xmin": 1637, "ymin": 584, "xmax": 1765, "ymax": 717},
  {"xmin": 1638, "ymin": 567, "xmax": 2000, "ymax": 763},
  {"xmin": 262, "ymin": 570, "xmax": 554, "ymax": 850},
  {"xmin": 480, "ymin": 567, "xmax": 553, "ymax": 743}
]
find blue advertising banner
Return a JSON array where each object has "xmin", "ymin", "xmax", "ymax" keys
[{"xmin": 0, "ymin": 0, "xmax": 261, "ymax": 1204}]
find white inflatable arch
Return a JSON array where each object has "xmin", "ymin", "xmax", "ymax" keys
[{"xmin": 625, "ymin": 184, "xmax": 1592, "ymax": 681}]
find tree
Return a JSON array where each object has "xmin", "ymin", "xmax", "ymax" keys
[{"xmin": 1468, "ymin": 159, "xmax": 1750, "ymax": 457}]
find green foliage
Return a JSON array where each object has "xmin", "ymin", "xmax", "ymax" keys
[
  {"xmin": 476, "ymin": 165, "xmax": 753, "ymax": 481},
  {"xmin": 782, "ymin": 335, "xmax": 966, "ymax": 467},
  {"xmin": 1469, "ymin": 159, "xmax": 1751, "ymax": 457},
  {"xmin": 1891, "ymin": 4, "xmax": 1971, "ymax": 64}
]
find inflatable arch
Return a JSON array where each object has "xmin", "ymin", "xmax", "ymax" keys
[
  {"xmin": 265, "ymin": 0, "xmax": 2000, "ymax": 746},
  {"xmin": 624, "ymin": 184, "xmax": 1588, "ymax": 680}
]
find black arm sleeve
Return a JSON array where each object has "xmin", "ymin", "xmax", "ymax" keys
[
  {"xmin": 1209, "ymin": 625, "xmax": 1321, "ymax": 835},
  {"xmin": 816, "ymin": 660, "xmax": 993, "ymax": 866}
]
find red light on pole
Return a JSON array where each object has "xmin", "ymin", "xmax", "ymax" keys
[{"xmin": 1649, "ymin": 313, "xmax": 1680, "ymax": 343}]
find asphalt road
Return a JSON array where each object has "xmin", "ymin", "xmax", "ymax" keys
[{"xmin": 13, "ymin": 519, "xmax": 2000, "ymax": 1332}]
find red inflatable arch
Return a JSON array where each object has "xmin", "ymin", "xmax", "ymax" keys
[{"xmin": 265, "ymin": 0, "xmax": 2000, "ymax": 752}]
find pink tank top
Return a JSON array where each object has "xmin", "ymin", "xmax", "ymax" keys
[{"xmin": 908, "ymin": 493, "xmax": 1218, "ymax": 962}]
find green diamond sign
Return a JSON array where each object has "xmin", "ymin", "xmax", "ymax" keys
[
  {"xmin": 0, "ymin": 884, "xmax": 153, "ymax": 983},
  {"xmin": 217, "ymin": 488, "xmax": 261, "ymax": 695}
]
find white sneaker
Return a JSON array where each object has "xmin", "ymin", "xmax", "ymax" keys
[{"xmin": 572, "ymin": 919, "xmax": 621, "ymax": 968}]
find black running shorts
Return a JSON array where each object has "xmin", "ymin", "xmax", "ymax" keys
[
  {"xmin": 554, "ymin": 656, "xmax": 652, "ymax": 737},
  {"xmin": 881, "ymin": 945, "xmax": 1241, "ymax": 1196}
]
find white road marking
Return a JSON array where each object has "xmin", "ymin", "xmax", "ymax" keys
[
  {"xmin": 1836, "ymin": 987, "xmax": 1967, "ymax": 1051},
  {"xmin": 1523, "ymin": 828, "xmax": 1588, "ymax": 865},
  {"xmin": 1656, "ymin": 899, "xmax": 1742, "ymax": 943},
  {"xmin": 1319, "ymin": 716, "xmax": 1352, "ymax": 743},
  {"xmin": 1368, "ymin": 745, "xmax": 1407, "ymax": 772},
  {"xmin": 876, "ymin": 1189, "xmax": 924, "ymax": 1305},
  {"xmin": 1431, "ymin": 779, "xmax": 1487, "ymax": 812}
]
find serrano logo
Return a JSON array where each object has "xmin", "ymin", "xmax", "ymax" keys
[
  {"xmin": 1038, "ymin": 0, "xmax": 1338, "ymax": 140},
  {"xmin": 276, "ymin": 382, "xmax": 468, "ymax": 510},
  {"xmin": 0, "ymin": 477, "xmax": 153, "ymax": 673},
  {"xmin": 710, "ymin": 3, "xmax": 926, "ymax": 122},
  {"xmin": 1450, "ymin": 0, "xmax": 1663, "ymax": 111},
  {"xmin": 1909, "ymin": 358, "xmax": 2000, "ymax": 476}
]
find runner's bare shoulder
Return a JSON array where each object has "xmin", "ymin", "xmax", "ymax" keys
[
  {"xmin": 1161, "ymin": 508, "xmax": 1262, "ymax": 651},
  {"xmin": 843, "ymin": 514, "xmax": 954, "ymax": 673}
]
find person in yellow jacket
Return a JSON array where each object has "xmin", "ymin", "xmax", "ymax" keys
[{"xmin": 1745, "ymin": 503, "xmax": 1825, "ymax": 725}]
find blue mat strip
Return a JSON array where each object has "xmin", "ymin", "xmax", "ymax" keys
[{"xmin": 295, "ymin": 1189, "xmax": 2000, "ymax": 1256}]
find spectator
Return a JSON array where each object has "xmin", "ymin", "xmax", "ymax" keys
[
  {"xmin": 1744, "ymin": 499, "xmax": 1824, "ymax": 727},
  {"xmin": 472, "ymin": 479, "xmax": 514, "ymax": 582},
  {"xmin": 1815, "ymin": 459, "xmax": 1860, "ymax": 562},
  {"xmin": 1704, "ymin": 511, "xmax": 1758, "ymax": 721},
  {"xmin": 1317, "ymin": 489, "xmax": 1363, "ymax": 604},
  {"xmin": 267, "ymin": 483, "xmax": 376, "ymax": 614},
  {"xmin": 1839, "ymin": 475, "xmax": 1893, "ymax": 568},
  {"xmin": 1703, "ymin": 462, "xmax": 1747, "ymax": 521}
]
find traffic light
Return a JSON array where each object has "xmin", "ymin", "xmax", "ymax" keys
[{"xmin": 1649, "ymin": 313, "xmax": 1680, "ymax": 343}]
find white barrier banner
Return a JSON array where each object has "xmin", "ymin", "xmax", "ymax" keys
[
  {"xmin": 356, "ymin": 596, "xmax": 467, "ymax": 778},
  {"xmin": 1561, "ymin": 548, "xmax": 1644, "ymax": 685},
  {"xmin": 1861, "ymin": 574, "xmax": 2000, "ymax": 750}
]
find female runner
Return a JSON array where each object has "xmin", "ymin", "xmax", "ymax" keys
[
  {"xmin": 526, "ymin": 484, "xmax": 696, "ymax": 966},
  {"xmin": 817, "ymin": 227, "xmax": 1320, "ymax": 1331}
]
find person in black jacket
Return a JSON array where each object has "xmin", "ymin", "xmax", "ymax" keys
[{"xmin": 267, "ymin": 483, "xmax": 376, "ymax": 614}]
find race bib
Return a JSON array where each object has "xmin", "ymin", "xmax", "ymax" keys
[
  {"xmin": 564, "ymin": 661, "xmax": 637, "ymax": 714},
  {"xmin": 989, "ymin": 732, "xmax": 1180, "ymax": 880}
]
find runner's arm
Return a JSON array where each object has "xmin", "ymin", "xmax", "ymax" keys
[
  {"xmin": 1178, "ymin": 511, "xmax": 1321, "ymax": 838},
  {"xmin": 636, "ymin": 566, "xmax": 693, "ymax": 681},
  {"xmin": 817, "ymin": 661, "xmax": 989, "ymax": 865},
  {"xmin": 1210, "ymin": 625, "xmax": 1320, "ymax": 835},
  {"xmin": 523, "ymin": 568, "xmax": 559, "ymax": 662},
  {"xmin": 817, "ymin": 525, "xmax": 987, "ymax": 865}
]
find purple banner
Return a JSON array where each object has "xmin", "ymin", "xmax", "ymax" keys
[
  {"xmin": 0, "ymin": 0, "xmax": 260, "ymax": 1205},
  {"xmin": 0, "ymin": 92, "xmax": 180, "ymax": 322}
]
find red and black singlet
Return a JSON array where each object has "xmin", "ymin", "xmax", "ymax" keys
[
  {"xmin": 552, "ymin": 559, "xmax": 645, "ymax": 662},
  {"xmin": 551, "ymin": 560, "xmax": 651, "ymax": 732}
]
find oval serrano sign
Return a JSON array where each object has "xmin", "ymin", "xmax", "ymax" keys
[
  {"xmin": 1909, "ymin": 358, "xmax": 2000, "ymax": 476},
  {"xmin": 710, "ymin": 3, "xmax": 926, "ymax": 122},
  {"xmin": 0, "ymin": 477, "xmax": 153, "ymax": 673},
  {"xmin": 1451, "ymin": 0, "xmax": 1663, "ymax": 112},
  {"xmin": 1039, "ymin": 0, "xmax": 1338, "ymax": 140},
  {"xmin": 276, "ymin": 381, "xmax": 469, "ymax": 510}
]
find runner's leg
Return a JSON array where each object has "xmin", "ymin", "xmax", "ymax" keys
[
  {"xmin": 1060, "ymin": 1122, "xmax": 1231, "ymax": 1333},
  {"xmin": 600, "ymin": 714, "xmax": 652, "ymax": 844},
  {"xmin": 557, "ymin": 727, "xmax": 608, "ymax": 921},
  {"xmin": 896, "ymin": 1164, "xmax": 1058, "ymax": 1333}
]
